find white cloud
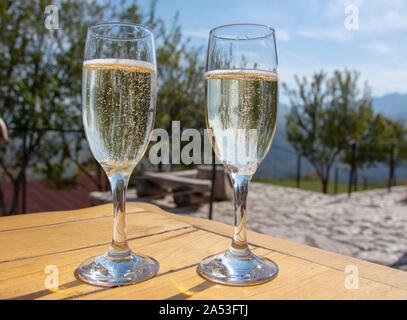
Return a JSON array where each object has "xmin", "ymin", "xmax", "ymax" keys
[
  {"xmin": 362, "ymin": 41, "xmax": 393, "ymax": 55},
  {"xmin": 168, "ymin": 0, "xmax": 407, "ymax": 97},
  {"xmin": 276, "ymin": 29, "xmax": 291, "ymax": 41},
  {"xmin": 279, "ymin": 61, "xmax": 407, "ymax": 99},
  {"xmin": 183, "ymin": 29, "xmax": 210, "ymax": 39},
  {"xmin": 362, "ymin": 8, "xmax": 407, "ymax": 33},
  {"xmin": 297, "ymin": 28, "xmax": 353, "ymax": 42},
  {"xmin": 356, "ymin": 63, "xmax": 407, "ymax": 96},
  {"xmin": 323, "ymin": 0, "xmax": 407, "ymax": 33}
]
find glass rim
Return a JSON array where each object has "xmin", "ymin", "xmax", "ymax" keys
[
  {"xmin": 209, "ymin": 23, "xmax": 276, "ymax": 40},
  {"xmin": 88, "ymin": 22, "xmax": 153, "ymax": 40}
]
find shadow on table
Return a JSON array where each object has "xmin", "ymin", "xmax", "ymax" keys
[
  {"xmin": 392, "ymin": 252, "xmax": 407, "ymax": 271},
  {"xmin": 9, "ymin": 279, "xmax": 83, "ymax": 300}
]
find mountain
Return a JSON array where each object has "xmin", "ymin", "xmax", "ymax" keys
[
  {"xmin": 257, "ymin": 94, "xmax": 407, "ymax": 181},
  {"xmin": 373, "ymin": 93, "xmax": 407, "ymax": 120}
]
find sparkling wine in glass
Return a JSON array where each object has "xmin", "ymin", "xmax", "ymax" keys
[
  {"xmin": 76, "ymin": 22, "xmax": 159, "ymax": 286},
  {"xmin": 198, "ymin": 23, "xmax": 279, "ymax": 285}
]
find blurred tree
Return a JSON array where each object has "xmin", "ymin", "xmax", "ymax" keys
[
  {"xmin": 121, "ymin": 2, "xmax": 205, "ymax": 172},
  {"xmin": 155, "ymin": 13, "xmax": 205, "ymax": 132},
  {"xmin": 0, "ymin": 0, "xmax": 205, "ymax": 215},
  {"xmin": 154, "ymin": 14, "xmax": 205, "ymax": 171},
  {"xmin": 0, "ymin": 0, "xmax": 109, "ymax": 215},
  {"xmin": 341, "ymin": 114, "xmax": 406, "ymax": 189},
  {"xmin": 284, "ymin": 70, "xmax": 375, "ymax": 193},
  {"xmin": 116, "ymin": 1, "xmax": 206, "ymax": 173},
  {"xmin": 328, "ymin": 70, "xmax": 377, "ymax": 188},
  {"xmin": 381, "ymin": 118, "xmax": 407, "ymax": 179}
]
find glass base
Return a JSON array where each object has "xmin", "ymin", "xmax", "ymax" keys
[
  {"xmin": 197, "ymin": 248, "xmax": 278, "ymax": 286},
  {"xmin": 75, "ymin": 248, "xmax": 159, "ymax": 287}
]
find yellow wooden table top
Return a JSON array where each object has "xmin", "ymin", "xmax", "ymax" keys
[{"xmin": 0, "ymin": 202, "xmax": 406, "ymax": 300}]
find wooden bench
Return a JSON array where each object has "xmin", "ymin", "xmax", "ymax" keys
[
  {"xmin": 144, "ymin": 171, "xmax": 211, "ymax": 193},
  {"xmin": 133, "ymin": 166, "xmax": 232, "ymax": 207},
  {"xmin": 143, "ymin": 171, "xmax": 210, "ymax": 206}
]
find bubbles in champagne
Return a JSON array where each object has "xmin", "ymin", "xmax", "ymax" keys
[
  {"xmin": 205, "ymin": 69, "xmax": 278, "ymax": 175},
  {"xmin": 83, "ymin": 59, "xmax": 156, "ymax": 172}
]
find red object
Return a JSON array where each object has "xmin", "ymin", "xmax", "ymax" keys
[{"xmin": 0, "ymin": 174, "xmax": 104, "ymax": 214}]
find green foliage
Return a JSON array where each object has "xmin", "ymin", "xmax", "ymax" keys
[
  {"xmin": 155, "ymin": 14, "xmax": 205, "ymax": 132},
  {"xmin": 283, "ymin": 69, "xmax": 406, "ymax": 194},
  {"xmin": 0, "ymin": 0, "xmax": 206, "ymax": 214},
  {"xmin": 0, "ymin": 0, "xmax": 108, "ymax": 214},
  {"xmin": 115, "ymin": 0, "xmax": 206, "ymax": 134},
  {"xmin": 283, "ymin": 70, "xmax": 340, "ymax": 193}
]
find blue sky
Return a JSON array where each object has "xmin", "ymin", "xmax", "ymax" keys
[{"xmin": 136, "ymin": 0, "xmax": 407, "ymax": 100}]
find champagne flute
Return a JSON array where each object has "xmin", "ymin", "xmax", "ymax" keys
[
  {"xmin": 76, "ymin": 22, "xmax": 159, "ymax": 286},
  {"xmin": 198, "ymin": 23, "xmax": 279, "ymax": 285}
]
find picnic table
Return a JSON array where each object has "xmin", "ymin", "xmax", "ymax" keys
[{"xmin": 0, "ymin": 202, "xmax": 407, "ymax": 300}]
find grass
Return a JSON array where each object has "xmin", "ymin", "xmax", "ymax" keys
[{"xmin": 252, "ymin": 178, "xmax": 405, "ymax": 195}]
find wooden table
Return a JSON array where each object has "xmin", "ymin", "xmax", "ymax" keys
[{"xmin": 0, "ymin": 202, "xmax": 406, "ymax": 300}]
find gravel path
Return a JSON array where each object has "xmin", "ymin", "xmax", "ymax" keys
[{"xmin": 172, "ymin": 184, "xmax": 407, "ymax": 268}]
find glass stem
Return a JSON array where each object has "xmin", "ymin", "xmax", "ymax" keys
[
  {"xmin": 108, "ymin": 173, "xmax": 130, "ymax": 255},
  {"xmin": 229, "ymin": 172, "xmax": 251, "ymax": 254}
]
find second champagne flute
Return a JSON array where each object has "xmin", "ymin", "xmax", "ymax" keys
[
  {"xmin": 76, "ymin": 22, "xmax": 159, "ymax": 287},
  {"xmin": 198, "ymin": 23, "xmax": 279, "ymax": 286}
]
